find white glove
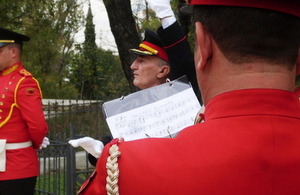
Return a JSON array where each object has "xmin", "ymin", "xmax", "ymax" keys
[
  {"xmin": 68, "ymin": 137, "xmax": 104, "ymax": 158},
  {"xmin": 40, "ymin": 137, "xmax": 50, "ymax": 149},
  {"xmin": 146, "ymin": 0, "xmax": 174, "ymax": 19}
]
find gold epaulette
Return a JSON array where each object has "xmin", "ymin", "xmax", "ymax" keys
[{"xmin": 19, "ymin": 69, "xmax": 32, "ymax": 77}]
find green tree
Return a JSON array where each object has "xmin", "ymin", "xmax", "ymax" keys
[
  {"xmin": 70, "ymin": 3, "xmax": 130, "ymax": 100},
  {"xmin": 74, "ymin": 3, "xmax": 99, "ymax": 99},
  {"xmin": 0, "ymin": 0, "xmax": 84, "ymax": 99}
]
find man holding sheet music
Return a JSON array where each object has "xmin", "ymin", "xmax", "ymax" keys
[
  {"xmin": 78, "ymin": 0, "xmax": 300, "ymax": 194},
  {"xmin": 69, "ymin": 0, "xmax": 200, "ymax": 165}
]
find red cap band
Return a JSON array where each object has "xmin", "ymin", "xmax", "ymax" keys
[
  {"xmin": 188, "ymin": 0, "xmax": 300, "ymax": 18},
  {"xmin": 139, "ymin": 41, "xmax": 169, "ymax": 63}
]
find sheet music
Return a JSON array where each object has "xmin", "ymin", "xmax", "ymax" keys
[{"xmin": 106, "ymin": 87, "xmax": 201, "ymax": 141}]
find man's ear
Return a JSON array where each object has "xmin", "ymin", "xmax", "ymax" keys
[
  {"xmin": 9, "ymin": 46, "xmax": 18, "ymax": 59},
  {"xmin": 157, "ymin": 65, "xmax": 170, "ymax": 79},
  {"xmin": 194, "ymin": 22, "xmax": 212, "ymax": 71}
]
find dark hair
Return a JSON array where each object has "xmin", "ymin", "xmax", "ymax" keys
[{"xmin": 193, "ymin": 6, "xmax": 300, "ymax": 69}]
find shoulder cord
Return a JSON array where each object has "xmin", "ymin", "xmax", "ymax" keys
[
  {"xmin": 106, "ymin": 144, "xmax": 121, "ymax": 195},
  {"xmin": 194, "ymin": 106, "xmax": 205, "ymax": 124}
]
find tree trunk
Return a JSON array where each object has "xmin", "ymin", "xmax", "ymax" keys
[{"xmin": 103, "ymin": 0, "xmax": 140, "ymax": 92}]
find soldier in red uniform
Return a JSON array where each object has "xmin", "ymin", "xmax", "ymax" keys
[
  {"xmin": 78, "ymin": 0, "xmax": 300, "ymax": 194},
  {"xmin": 0, "ymin": 28, "xmax": 48, "ymax": 195}
]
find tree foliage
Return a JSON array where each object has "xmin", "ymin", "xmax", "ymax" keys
[
  {"xmin": 70, "ymin": 3, "xmax": 130, "ymax": 100},
  {"xmin": 0, "ymin": 0, "xmax": 84, "ymax": 98},
  {"xmin": 76, "ymin": 4, "xmax": 98, "ymax": 99}
]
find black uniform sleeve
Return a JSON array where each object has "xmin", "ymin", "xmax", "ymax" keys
[{"xmin": 157, "ymin": 22, "xmax": 201, "ymax": 103}]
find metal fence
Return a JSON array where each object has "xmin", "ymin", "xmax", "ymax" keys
[{"xmin": 35, "ymin": 99, "xmax": 110, "ymax": 195}]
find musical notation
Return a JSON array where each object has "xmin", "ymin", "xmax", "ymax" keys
[{"xmin": 106, "ymin": 88, "xmax": 201, "ymax": 141}]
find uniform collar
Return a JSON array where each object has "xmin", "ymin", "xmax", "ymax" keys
[
  {"xmin": 0, "ymin": 62, "xmax": 23, "ymax": 76},
  {"xmin": 204, "ymin": 89, "xmax": 300, "ymax": 121}
]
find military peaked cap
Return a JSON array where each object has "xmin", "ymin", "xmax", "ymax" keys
[
  {"xmin": 0, "ymin": 27, "xmax": 30, "ymax": 48},
  {"xmin": 129, "ymin": 29, "xmax": 169, "ymax": 63}
]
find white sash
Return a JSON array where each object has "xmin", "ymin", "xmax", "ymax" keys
[
  {"xmin": 0, "ymin": 139, "xmax": 7, "ymax": 172},
  {"xmin": 0, "ymin": 140, "xmax": 32, "ymax": 172}
]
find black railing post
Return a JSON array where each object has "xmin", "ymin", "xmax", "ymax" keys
[{"xmin": 67, "ymin": 123, "xmax": 76, "ymax": 195}]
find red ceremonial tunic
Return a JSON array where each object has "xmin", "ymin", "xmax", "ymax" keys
[
  {"xmin": 79, "ymin": 89, "xmax": 300, "ymax": 195},
  {"xmin": 0, "ymin": 62, "xmax": 48, "ymax": 180}
]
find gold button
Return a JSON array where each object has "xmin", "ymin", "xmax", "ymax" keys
[
  {"xmin": 0, "ymin": 110, "xmax": 2, "ymax": 113},
  {"xmin": 0, "ymin": 102, "xmax": 3, "ymax": 106},
  {"xmin": 0, "ymin": 116, "xmax": 2, "ymax": 120},
  {"xmin": 8, "ymin": 81, "xmax": 12, "ymax": 85},
  {"xmin": 4, "ymin": 87, "xmax": 8, "ymax": 91},
  {"xmin": 1, "ymin": 94, "xmax": 5, "ymax": 98}
]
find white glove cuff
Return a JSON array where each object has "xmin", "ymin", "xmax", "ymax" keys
[
  {"xmin": 161, "ymin": 16, "xmax": 176, "ymax": 29},
  {"xmin": 90, "ymin": 140, "xmax": 104, "ymax": 158}
]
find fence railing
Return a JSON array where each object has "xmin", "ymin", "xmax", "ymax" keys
[{"xmin": 36, "ymin": 99, "xmax": 109, "ymax": 195}]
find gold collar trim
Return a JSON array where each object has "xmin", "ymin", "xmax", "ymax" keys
[{"xmin": 1, "ymin": 64, "xmax": 19, "ymax": 76}]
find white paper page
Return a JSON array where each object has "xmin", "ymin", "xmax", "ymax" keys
[{"xmin": 106, "ymin": 88, "xmax": 201, "ymax": 141}]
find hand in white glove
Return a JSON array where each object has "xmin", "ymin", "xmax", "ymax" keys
[
  {"xmin": 146, "ymin": 0, "xmax": 174, "ymax": 19},
  {"xmin": 68, "ymin": 137, "xmax": 104, "ymax": 158},
  {"xmin": 40, "ymin": 137, "xmax": 50, "ymax": 149}
]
